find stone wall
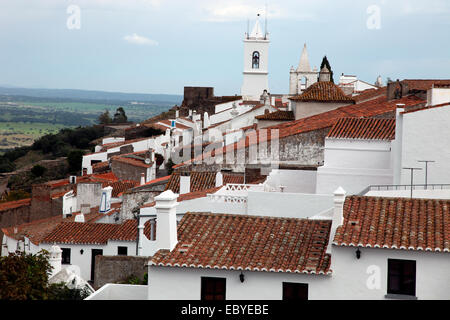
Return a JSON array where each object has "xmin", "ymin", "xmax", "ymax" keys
[
  {"xmin": 110, "ymin": 159, "xmax": 147, "ymax": 183},
  {"xmin": 175, "ymin": 127, "xmax": 330, "ymax": 173},
  {"xmin": 94, "ymin": 255, "xmax": 149, "ymax": 289}
]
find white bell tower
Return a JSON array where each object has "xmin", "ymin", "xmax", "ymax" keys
[{"xmin": 241, "ymin": 14, "xmax": 269, "ymax": 100}]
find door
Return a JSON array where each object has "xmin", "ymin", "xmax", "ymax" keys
[{"xmin": 91, "ymin": 249, "xmax": 103, "ymax": 282}]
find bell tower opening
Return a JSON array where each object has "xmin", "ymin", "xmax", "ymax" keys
[{"xmin": 252, "ymin": 51, "xmax": 260, "ymax": 69}]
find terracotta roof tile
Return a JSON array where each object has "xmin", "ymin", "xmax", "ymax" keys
[
  {"xmin": 150, "ymin": 212, "xmax": 332, "ymax": 274},
  {"xmin": 289, "ymin": 81, "xmax": 355, "ymax": 103},
  {"xmin": 327, "ymin": 117, "xmax": 396, "ymax": 140},
  {"xmin": 333, "ymin": 196, "xmax": 450, "ymax": 252},
  {"xmin": 1, "ymin": 205, "xmax": 110, "ymax": 245},
  {"xmin": 401, "ymin": 102, "xmax": 450, "ymax": 115},
  {"xmin": 402, "ymin": 79, "xmax": 450, "ymax": 91},
  {"xmin": 41, "ymin": 219, "xmax": 139, "ymax": 245},
  {"xmin": 174, "ymin": 95, "xmax": 425, "ymax": 169},
  {"xmin": 255, "ymin": 110, "xmax": 295, "ymax": 121},
  {"xmin": 0, "ymin": 198, "xmax": 31, "ymax": 212}
]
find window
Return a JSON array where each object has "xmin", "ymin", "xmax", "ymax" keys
[
  {"xmin": 61, "ymin": 248, "xmax": 71, "ymax": 265},
  {"xmin": 252, "ymin": 51, "xmax": 260, "ymax": 69},
  {"xmin": 201, "ymin": 277, "xmax": 226, "ymax": 301},
  {"xmin": 387, "ymin": 259, "xmax": 416, "ymax": 296},
  {"xmin": 282, "ymin": 282, "xmax": 308, "ymax": 300},
  {"xmin": 117, "ymin": 246, "xmax": 128, "ymax": 256}
]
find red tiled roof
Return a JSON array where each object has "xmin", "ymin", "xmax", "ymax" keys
[
  {"xmin": 352, "ymin": 86, "xmax": 387, "ymax": 103},
  {"xmin": 0, "ymin": 198, "xmax": 31, "ymax": 212},
  {"xmin": 327, "ymin": 117, "xmax": 396, "ymax": 140},
  {"xmin": 165, "ymin": 172, "xmax": 244, "ymax": 193},
  {"xmin": 92, "ymin": 161, "xmax": 110, "ymax": 173},
  {"xmin": 255, "ymin": 110, "xmax": 294, "ymax": 121},
  {"xmin": 106, "ymin": 180, "xmax": 140, "ymax": 197},
  {"xmin": 150, "ymin": 212, "xmax": 332, "ymax": 274},
  {"xmin": 141, "ymin": 186, "xmax": 222, "ymax": 208},
  {"xmin": 289, "ymin": 81, "xmax": 355, "ymax": 103},
  {"xmin": 333, "ymin": 196, "xmax": 450, "ymax": 252},
  {"xmin": 1, "ymin": 206, "xmax": 108, "ymax": 245},
  {"xmin": 158, "ymin": 120, "xmax": 191, "ymax": 130},
  {"xmin": 174, "ymin": 95, "xmax": 425, "ymax": 169},
  {"xmin": 401, "ymin": 102, "xmax": 450, "ymax": 115},
  {"xmin": 110, "ymin": 154, "xmax": 153, "ymax": 168},
  {"xmin": 41, "ymin": 219, "xmax": 139, "ymax": 245},
  {"xmin": 402, "ymin": 79, "xmax": 450, "ymax": 91}
]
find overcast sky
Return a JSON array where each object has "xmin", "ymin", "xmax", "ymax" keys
[{"xmin": 0, "ymin": 0, "xmax": 449, "ymax": 95}]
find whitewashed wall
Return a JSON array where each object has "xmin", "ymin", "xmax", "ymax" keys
[
  {"xmin": 247, "ymin": 191, "xmax": 333, "ymax": 218},
  {"xmin": 328, "ymin": 246, "xmax": 450, "ymax": 300},
  {"xmin": 147, "ymin": 266, "xmax": 330, "ymax": 300},
  {"xmin": 316, "ymin": 139, "xmax": 393, "ymax": 195},
  {"xmin": 264, "ymin": 169, "xmax": 317, "ymax": 193},
  {"xmin": 396, "ymin": 105, "xmax": 450, "ymax": 185}
]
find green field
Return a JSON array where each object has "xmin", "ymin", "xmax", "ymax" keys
[
  {"xmin": 0, "ymin": 122, "xmax": 71, "ymax": 151},
  {"xmin": 0, "ymin": 95, "xmax": 175, "ymax": 151}
]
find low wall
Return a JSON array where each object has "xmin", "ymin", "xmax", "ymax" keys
[
  {"xmin": 86, "ymin": 283, "xmax": 147, "ymax": 300},
  {"xmin": 94, "ymin": 255, "xmax": 149, "ymax": 289}
]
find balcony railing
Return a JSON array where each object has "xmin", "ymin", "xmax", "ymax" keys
[{"xmin": 358, "ymin": 184, "xmax": 450, "ymax": 195}]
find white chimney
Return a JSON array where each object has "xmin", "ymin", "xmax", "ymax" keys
[
  {"xmin": 99, "ymin": 186, "xmax": 113, "ymax": 213},
  {"xmin": 154, "ymin": 190, "xmax": 179, "ymax": 251},
  {"xmin": 179, "ymin": 173, "xmax": 191, "ymax": 194},
  {"xmin": 327, "ymin": 186, "xmax": 346, "ymax": 254},
  {"xmin": 175, "ymin": 109, "xmax": 179, "ymax": 119},
  {"xmin": 215, "ymin": 171, "xmax": 223, "ymax": 187},
  {"xmin": 140, "ymin": 173, "xmax": 146, "ymax": 185},
  {"xmin": 74, "ymin": 213, "xmax": 85, "ymax": 223},
  {"xmin": 49, "ymin": 244, "xmax": 62, "ymax": 278}
]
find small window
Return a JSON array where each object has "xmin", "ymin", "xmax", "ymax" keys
[
  {"xmin": 61, "ymin": 248, "xmax": 71, "ymax": 265},
  {"xmin": 201, "ymin": 277, "xmax": 226, "ymax": 301},
  {"xmin": 117, "ymin": 246, "xmax": 128, "ymax": 256},
  {"xmin": 387, "ymin": 259, "xmax": 416, "ymax": 296},
  {"xmin": 252, "ymin": 51, "xmax": 260, "ymax": 69},
  {"xmin": 282, "ymin": 282, "xmax": 308, "ymax": 300}
]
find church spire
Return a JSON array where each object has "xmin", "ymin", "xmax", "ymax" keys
[
  {"xmin": 297, "ymin": 43, "xmax": 311, "ymax": 72},
  {"xmin": 249, "ymin": 14, "xmax": 264, "ymax": 39}
]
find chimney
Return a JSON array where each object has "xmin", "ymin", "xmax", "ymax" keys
[
  {"xmin": 154, "ymin": 190, "xmax": 179, "ymax": 251},
  {"xmin": 215, "ymin": 171, "xmax": 223, "ymax": 187},
  {"xmin": 76, "ymin": 204, "xmax": 90, "ymax": 222},
  {"xmin": 140, "ymin": 173, "xmax": 146, "ymax": 185},
  {"xmin": 99, "ymin": 186, "xmax": 113, "ymax": 213},
  {"xmin": 49, "ymin": 244, "xmax": 62, "ymax": 278},
  {"xmin": 179, "ymin": 172, "xmax": 191, "ymax": 194},
  {"xmin": 74, "ymin": 213, "xmax": 85, "ymax": 223},
  {"xmin": 175, "ymin": 109, "xmax": 179, "ymax": 119},
  {"xmin": 327, "ymin": 186, "xmax": 346, "ymax": 254}
]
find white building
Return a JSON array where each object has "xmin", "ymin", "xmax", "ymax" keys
[
  {"xmin": 141, "ymin": 188, "xmax": 450, "ymax": 300},
  {"xmin": 316, "ymin": 117, "xmax": 395, "ymax": 195},
  {"xmin": 1, "ymin": 200, "xmax": 140, "ymax": 282},
  {"xmin": 241, "ymin": 16, "xmax": 269, "ymax": 100}
]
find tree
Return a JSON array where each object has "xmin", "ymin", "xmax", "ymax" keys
[
  {"xmin": 0, "ymin": 250, "xmax": 52, "ymax": 300},
  {"xmin": 0, "ymin": 250, "xmax": 90, "ymax": 300},
  {"xmin": 67, "ymin": 149, "xmax": 85, "ymax": 173},
  {"xmin": 113, "ymin": 107, "xmax": 128, "ymax": 123},
  {"xmin": 31, "ymin": 164, "xmax": 47, "ymax": 177},
  {"xmin": 165, "ymin": 158, "xmax": 175, "ymax": 175},
  {"xmin": 98, "ymin": 109, "xmax": 112, "ymax": 124},
  {"xmin": 320, "ymin": 55, "xmax": 334, "ymax": 83}
]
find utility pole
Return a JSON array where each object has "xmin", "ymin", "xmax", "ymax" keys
[
  {"xmin": 403, "ymin": 167, "xmax": 422, "ymax": 198},
  {"xmin": 417, "ymin": 160, "xmax": 435, "ymax": 189}
]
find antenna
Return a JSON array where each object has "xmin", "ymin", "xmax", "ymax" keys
[
  {"xmin": 265, "ymin": 2, "xmax": 268, "ymax": 39},
  {"xmin": 247, "ymin": 18, "xmax": 249, "ymax": 39}
]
